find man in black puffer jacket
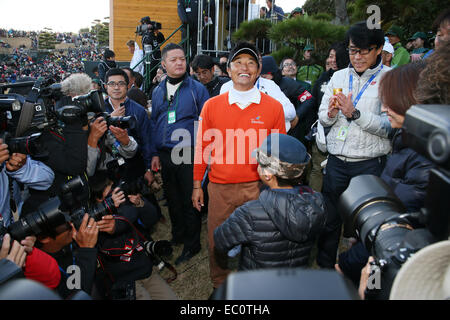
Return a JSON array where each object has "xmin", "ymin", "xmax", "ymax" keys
[{"xmin": 214, "ymin": 133, "xmax": 325, "ymax": 270}]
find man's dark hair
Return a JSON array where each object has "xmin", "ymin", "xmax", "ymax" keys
[
  {"xmin": 432, "ymin": 8, "xmax": 450, "ymax": 32},
  {"xmin": 345, "ymin": 21, "xmax": 385, "ymax": 49},
  {"xmin": 191, "ymin": 54, "xmax": 215, "ymax": 71},
  {"xmin": 88, "ymin": 170, "xmax": 111, "ymax": 205},
  {"xmin": 104, "ymin": 49, "xmax": 115, "ymax": 60},
  {"xmin": 161, "ymin": 43, "xmax": 185, "ymax": 60},
  {"xmin": 105, "ymin": 68, "xmax": 129, "ymax": 85},
  {"xmin": 134, "ymin": 72, "xmax": 144, "ymax": 87},
  {"xmin": 121, "ymin": 66, "xmax": 136, "ymax": 79}
]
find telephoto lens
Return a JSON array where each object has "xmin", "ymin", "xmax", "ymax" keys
[
  {"xmin": 2, "ymin": 197, "xmax": 67, "ymax": 245},
  {"xmin": 338, "ymin": 175, "xmax": 407, "ymax": 251}
]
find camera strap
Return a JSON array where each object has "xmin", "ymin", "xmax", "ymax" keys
[
  {"xmin": 112, "ymin": 215, "xmax": 178, "ymax": 283},
  {"xmin": 15, "ymin": 78, "xmax": 44, "ymax": 136}
]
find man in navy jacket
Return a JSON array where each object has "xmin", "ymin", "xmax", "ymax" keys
[
  {"xmin": 151, "ymin": 43, "xmax": 209, "ymax": 265},
  {"xmin": 103, "ymin": 68, "xmax": 153, "ymax": 184}
]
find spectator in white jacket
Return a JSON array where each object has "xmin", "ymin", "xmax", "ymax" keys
[
  {"xmin": 127, "ymin": 40, "xmax": 144, "ymax": 76},
  {"xmin": 316, "ymin": 21, "xmax": 393, "ymax": 269}
]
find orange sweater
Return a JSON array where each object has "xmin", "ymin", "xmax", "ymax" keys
[{"xmin": 193, "ymin": 91, "xmax": 286, "ymax": 184}]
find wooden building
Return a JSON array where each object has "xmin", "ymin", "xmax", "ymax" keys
[{"xmin": 109, "ymin": 0, "xmax": 182, "ymax": 62}]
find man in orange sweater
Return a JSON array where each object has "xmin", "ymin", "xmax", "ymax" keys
[{"xmin": 192, "ymin": 42, "xmax": 286, "ymax": 293}]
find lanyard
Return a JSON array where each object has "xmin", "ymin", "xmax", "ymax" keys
[{"xmin": 349, "ymin": 65, "xmax": 383, "ymax": 108}]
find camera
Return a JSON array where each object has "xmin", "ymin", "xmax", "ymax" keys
[
  {"xmin": 0, "ymin": 131, "xmax": 46, "ymax": 157},
  {"xmin": 144, "ymin": 240, "xmax": 173, "ymax": 260},
  {"xmin": 339, "ymin": 104, "xmax": 450, "ymax": 299},
  {"xmin": 55, "ymin": 90, "xmax": 105, "ymax": 124},
  {"xmin": 116, "ymin": 178, "xmax": 149, "ymax": 197},
  {"xmin": 94, "ymin": 112, "xmax": 137, "ymax": 130},
  {"xmin": 136, "ymin": 16, "xmax": 162, "ymax": 35},
  {"xmin": 58, "ymin": 175, "xmax": 117, "ymax": 229},
  {"xmin": 0, "ymin": 195, "xmax": 68, "ymax": 248},
  {"xmin": 0, "ymin": 79, "xmax": 106, "ymax": 137}
]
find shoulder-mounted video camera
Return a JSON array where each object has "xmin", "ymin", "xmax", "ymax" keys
[{"xmin": 136, "ymin": 16, "xmax": 162, "ymax": 35}]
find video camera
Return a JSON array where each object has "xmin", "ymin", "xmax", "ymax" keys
[
  {"xmin": 339, "ymin": 104, "xmax": 450, "ymax": 299},
  {"xmin": 0, "ymin": 78, "xmax": 105, "ymax": 137},
  {"xmin": 136, "ymin": 16, "xmax": 162, "ymax": 35}
]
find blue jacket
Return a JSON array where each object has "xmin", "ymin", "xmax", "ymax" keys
[
  {"xmin": 380, "ymin": 130, "xmax": 434, "ymax": 212},
  {"xmin": 0, "ymin": 158, "xmax": 54, "ymax": 227},
  {"xmin": 104, "ymin": 97, "xmax": 153, "ymax": 169},
  {"xmin": 150, "ymin": 76, "xmax": 209, "ymax": 156}
]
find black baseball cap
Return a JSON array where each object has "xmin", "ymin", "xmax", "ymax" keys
[{"xmin": 227, "ymin": 42, "xmax": 260, "ymax": 68}]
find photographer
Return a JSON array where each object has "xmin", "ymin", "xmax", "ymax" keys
[
  {"xmin": 337, "ymin": 62, "xmax": 436, "ymax": 291},
  {"xmin": 21, "ymin": 73, "xmax": 90, "ymax": 217},
  {"xmin": 0, "ymin": 138, "xmax": 55, "ymax": 226},
  {"xmin": 89, "ymin": 172, "xmax": 176, "ymax": 300},
  {"xmin": 86, "ymin": 116, "xmax": 138, "ymax": 177},
  {"xmin": 31, "ymin": 213, "xmax": 100, "ymax": 298},
  {"xmin": 103, "ymin": 68, "xmax": 153, "ymax": 185},
  {"xmin": 139, "ymin": 16, "xmax": 165, "ymax": 94}
]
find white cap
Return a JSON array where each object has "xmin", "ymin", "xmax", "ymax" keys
[{"xmin": 383, "ymin": 42, "xmax": 395, "ymax": 56}]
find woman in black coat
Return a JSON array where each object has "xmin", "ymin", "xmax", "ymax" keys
[{"xmin": 337, "ymin": 61, "xmax": 434, "ymax": 285}]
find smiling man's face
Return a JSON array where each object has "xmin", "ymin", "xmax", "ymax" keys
[{"xmin": 227, "ymin": 53, "xmax": 259, "ymax": 91}]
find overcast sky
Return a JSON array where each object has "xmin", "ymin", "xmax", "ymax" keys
[
  {"xmin": 0, "ymin": 0, "xmax": 110, "ymax": 33},
  {"xmin": 0, "ymin": 0, "xmax": 305, "ymax": 33}
]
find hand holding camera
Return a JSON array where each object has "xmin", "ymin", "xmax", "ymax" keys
[
  {"xmin": 0, "ymin": 139, "xmax": 9, "ymax": 165},
  {"xmin": 111, "ymin": 187, "xmax": 126, "ymax": 208},
  {"xmin": 0, "ymin": 234, "xmax": 27, "ymax": 268},
  {"xmin": 97, "ymin": 215, "xmax": 116, "ymax": 235},
  {"xmin": 109, "ymin": 126, "xmax": 130, "ymax": 146},
  {"xmin": 5, "ymin": 153, "xmax": 27, "ymax": 172},
  {"xmin": 89, "ymin": 117, "xmax": 108, "ymax": 142},
  {"xmin": 72, "ymin": 214, "xmax": 99, "ymax": 248}
]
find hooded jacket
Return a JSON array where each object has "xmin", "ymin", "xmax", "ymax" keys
[{"xmin": 214, "ymin": 187, "xmax": 325, "ymax": 270}]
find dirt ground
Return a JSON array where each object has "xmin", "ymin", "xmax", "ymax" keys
[
  {"xmin": 139, "ymin": 191, "xmax": 350, "ymax": 300},
  {"xmin": 140, "ymin": 193, "xmax": 213, "ymax": 300}
]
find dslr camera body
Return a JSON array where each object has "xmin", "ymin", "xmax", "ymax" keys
[{"xmin": 339, "ymin": 104, "xmax": 450, "ymax": 299}]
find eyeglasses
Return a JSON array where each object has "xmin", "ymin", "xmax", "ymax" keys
[
  {"xmin": 282, "ymin": 63, "xmax": 296, "ymax": 68},
  {"xmin": 347, "ymin": 46, "xmax": 377, "ymax": 55},
  {"xmin": 106, "ymin": 81, "xmax": 127, "ymax": 87}
]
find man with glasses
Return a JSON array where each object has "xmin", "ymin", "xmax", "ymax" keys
[
  {"xmin": 280, "ymin": 57, "xmax": 312, "ymax": 92},
  {"xmin": 103, "ymin": 68, "xmax": 154, "ymax": 185},
  {"xmin": 317, "ymin": 22, "xmax": 392, "ymax": 269}
]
